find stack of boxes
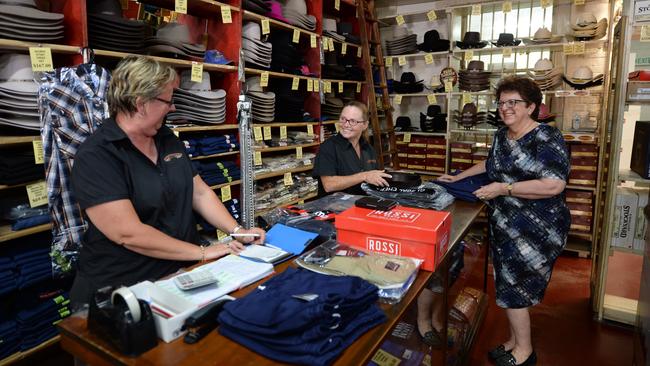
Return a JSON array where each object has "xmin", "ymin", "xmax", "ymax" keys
[
  {"xmin": 568, "ymin": 144, "xmax": 599, "ymax": 187},
  {"xmin": 450, "ymin": 141, "xmax": 474, "ymax": 172},
  {"xmin": 612, "ymin": 187, "xmax": 649, "ymax": 251},
  {"xmin": 395, "ymin": 134, "xmax": 446, "ymax": 173},
  {"xmin": 566, "ymin": 189, "xmax": 594, "ymax": 235}
]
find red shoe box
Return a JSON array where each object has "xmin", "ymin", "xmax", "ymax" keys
[{"xmin": 335, "ymin": 205, "xmax": 452, "ymax": 271}]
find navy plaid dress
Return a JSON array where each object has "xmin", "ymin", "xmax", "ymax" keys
[{"xmin": 486, "ymin": 124, "xmax": 571, "ymax": 308}]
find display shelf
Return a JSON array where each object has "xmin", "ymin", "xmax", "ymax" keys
[
  {"xmin": 138, "ymin": 0, "xmax": 240, "ymax": 16},
  {"xmin": 244, "ymin": 67, "xmax": 316, "ymax": 81},
  {"xmin": 0, "ymin": 335, "xmax": 60, "ymax": 366},
  {"xmin": 565, "ymin": 239, "xmax": 591, "ymax": 258},
  {"xmin": 331, "ymin": 39, "xmax": 362, "ymax": 50},
  {"xmin": 0, "ymin": 136, "xmax": 40, "ymax": 146},
  {"xmin": 569, "ymin": 230, "xmax": 593, "ymax": 241},
  {"xmin": 93, "ymin": 49, "xmax": 238, "ymax": 72},
  {"xmin": 0, "ymin": 38, "xmax": 79, "ymax": 54},
  {"xmin": 321, "ymin": 120, "xmax": 338, "ymax": 125},
  {"xmin": 209, "ymin": 180, "xmax": 241, "ymax": 190},
  {"xmin": 449, "ymin": 128, "xmax": 498, "ymax": 135},
  {"xmin": 383, "ymin": 50, "xmax": 449, "ymax": 59},
  {"xmin": 321, "ymin": 78, "xmax": 366, "ymax": 85},
  {"xmin": 390, "ymin": 92, "xmax": 447, "ymax": 98},
  {"xmin": 603, "ymin": 294, "xmax": 638, "ymax": 325},
  {"xmin": 619, "ymin": 169, "xmax": 650, "ymax": 183},
  {"xmin": 169, "ymin": 124, "xmax": 239, "ymax": 132},
  {"xmin": 255, "ymin": 165, "xmax": 314, "ymax": 180},
  {"xmin": 565, "ymin": 185, "xmax": 596, "ymax": 192},
  {"xmin": 377, "ymin": 9, "xmax": 446, "ymax": 26},
  {"xmin": 449, "ymin": 91, "xmax": 494, "ymax": 97},
  {"xmin": 451, "ymin": 39, "xmax": 608, "ymax": 55},
  {"xmin": 543, "ymin": 89, "xmax": 604, "ymax": 96},
  {"xmin": 0, "ymin": 180, "xmax": 43, "ymax": 191},
  {"xmin": 0, "ymin": 223, "xmax": 51, "ymax": 243},
  {"xmin": 610, "ymin": 246, "xmax": 644, "ymax": 256},
  {"xmin": 395, "ymin": 131, "xmax": 447, "ymax": 137},
  {"xmin": 256, "ymin": 142, "xmax": 319, "ymax": 153},
  {"xmin": 254, "ymin": 192, "xmax": 318, "ymax": 217},
  {"xmin": 242, "ymin": 10, "xmax": 319, "ymax": 37},
  {"xmin": 252, "ymin": 122, "xmax": 319, "ymax": 127},
  {"xmin": 190, "ymin": 151, "xmax": 239, "ymax": 161}
]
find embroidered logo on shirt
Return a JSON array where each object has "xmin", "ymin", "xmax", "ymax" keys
[
  {"xmin": 367, "ymin": 159, "xmax": 377, "ymax": 164},
  {"xmin": 163, "ymin": 152, "xmax": 183, "ymax": 162}
]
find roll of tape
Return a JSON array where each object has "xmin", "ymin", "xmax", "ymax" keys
[{"xmin": 111, "ymin": 287, "xmax": 141, "ymax": 323}]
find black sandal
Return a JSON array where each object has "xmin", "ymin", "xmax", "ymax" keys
[{"xmin": 488, "ymin": 344, "xmax": 511, "ymax": 361}]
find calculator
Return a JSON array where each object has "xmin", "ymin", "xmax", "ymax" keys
[{"xmin": 173, "ymin": 270, "xmax": 218, "ymax": 291}]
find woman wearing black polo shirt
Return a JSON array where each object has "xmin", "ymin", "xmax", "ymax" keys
[
  {"xmin": 313, "ymin": 101, "xmax": 391, "ymax": 196},
  {"xmin": 69, "ymin": 56, "xmax": 265, "ymax": 305}
]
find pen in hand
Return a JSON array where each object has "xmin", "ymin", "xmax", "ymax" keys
[{"xmin": 230, "ymin": 233, "xmax": 261, "ymax": 238}]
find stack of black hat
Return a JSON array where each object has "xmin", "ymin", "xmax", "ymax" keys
[
  {"xmin": 269, "ymin": 78, "xmax": 304, "ymax": 122},
  {"xmin": 491, "ymin": 33, "xmax": 521, "ymax": 47},
  {"xmin": 459, "ymin": 60, "xmax": 491, "ymax": 92},
  {"xmin": 385, "ymin": 27, "xmax": 418, "ymax": 55},
  {"xmin": 0, "ymin": 0, "xmax": 64, "ymax": 42},
  {"xmin": 87, "ymin": 0, "xmax": 147, "ymax": 53},
  {"xmin": 323, "ymin": 17, "xmax": 345, "ymax": 42},
  {"xmin": 393, "ymin": 72, "xmax": 424, "ymax": 94},
  {"xmin": 269, "ymin": 30, "xmax": 304, "ymax": 74},
  {"xmin": 417, "ymin": 30, "xmax": 450, "ymax": 52},
  {"xmin": 321, "ymin": 95, "xmax": 344, "ymax": 120},
  {"xmin": 395, "ymin": 116, "xmax": 415, "ymax": 132},
  {"xmin": 337, "ymin": 22, "xmax": 360, "ymax": 44},
  {"xmin": 452, "ymin": 103, "xmax": 487, "ymax": 129},
  {"xmin": 145, "ymin": 22, "xmax": 205, "ymax": 59},
  {"xmin": 420, "ymin": 105, "xmax": 447, "ymax": 133},
  {"xmin": 455, "ymin": 32, "xmax": 488, "ymax": 49}
]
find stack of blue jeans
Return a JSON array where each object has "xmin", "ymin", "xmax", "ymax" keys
[
  {"xmin": 3, "ymin": 203, "xmax": 49, "ymax": 231},
  {"xmin": 13, "ymin": 246, "xmax": 52, "ymax": 290},
  {"xmin": 184, "ymin": 135, "xmax": 239, "ymax": 158},
  {"xmin": 218, "ymin": 267, "xmax": 386, "ymax": 366},
  {"xmin": 0, "ymin": 320, "xmax": 19, "ymax": 358},
  {"xmin": 16, "ymin": 292, "xmax": 70, "ymax": 351},
  {"xmin": 0, "ymin": 257, "xmax": 16, "ymax": 296},
  {"xmin": 192, "ymin": 161, "xmax": 241, "ymax": 186}
]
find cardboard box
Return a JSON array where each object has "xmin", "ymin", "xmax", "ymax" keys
[
  {"xmin": 627, "ymin": 81, "xmax": 650, "ymax": 101},
  {"xmin": 631, "ymin": 121, "xmax": 650, "ymax": 179},
  {"xmin": 612, "ymin": 187, "xmax": 639, "ymax": 249},
  {"xmin": 335, "ymin": 205, "xmax": 451, "ymax": 271},
  {"xmin": 633, "ymin": 188, "xmax": 649, "ymax": 251},
  {"xmin": 635, "ymin": 0, "xmax": 650, "ymax": 21}
]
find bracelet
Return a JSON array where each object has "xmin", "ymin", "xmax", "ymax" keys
[
  {"xmin": 231, "ymin": 225, "xmax": 243, "ymax": 234},
  {"xmin": 200, "ymin": 245, "xmax": 206, "ymax": 262},
  {"xmin": 506, "ymin": 183, "xmax": 514, "ymax": 196}
]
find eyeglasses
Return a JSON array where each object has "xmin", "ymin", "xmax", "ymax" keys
[
  {"xmin": 338, "ymin": 117, "xmax": 366, "ymax": 126},
  {"xmin": 154, "ymin": 97, "xmax": 174, "ymax": 107},
  {"xmin": 496, "ymin": 99, "xmax": 526, "ymax": 109}
]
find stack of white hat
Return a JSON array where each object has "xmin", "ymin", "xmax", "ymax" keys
[
  {"xmin": 568, "ymin": 13, "xmax": 607, "ymax": 40},
  {"xmin": 242, "ymin": 22, "xmax": 273, "ymax": 69},
  {"xmin": 527, "ymin": 59, "xmax": 562, "ymax": 90},
  {"xmin": 0, "ymin": 53, "xmax": 40, "ymax": 130},
  {"xmin": 167, "ymin": 70, "xmax": 227, "ymax": 125},
  {"xmin": 245, "ymin": 76, "xmax": 275, "ymax": 122}
]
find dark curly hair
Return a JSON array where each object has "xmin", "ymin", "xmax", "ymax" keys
[{"xmin": 495, "ymin": 76, "xmax": 542, "ymax": 120}]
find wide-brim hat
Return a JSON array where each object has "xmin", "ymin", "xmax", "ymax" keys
[
  {"xmin": 0, "ymin": 115, "xmax": 40, "ymax": 130},
  {"xmin": 455, "ymin": 32, "xmax": 488, "ymax": 49},
  {"xmin": 243, "ymin": 0, "xmax": 270, "ymax": 13},
  {"xmin": 562, "ymin": 74, "xmax": 603, "ymax": 88},
  {"xmin": 492, "ymin": 33, "xmax": 521, "ymax": 47},
  {"xmin": 242, "ymin": 39, "xmax": 272, "ymax": 56},
  {"xmin": 0, "ymin": 94, "xmax": 37, "ymax": 108},
  {"xmin": 418, "ymin": 29, "xmax": 450, "ymax": 52},
  {"xmin": 266, "ymin": 1, "xmax": 291, "ymax": 24},
  {"xmin": 0, "ymin": 4, "xmax": 64, "ymax": 22},
  {"xmin": 175, "ymin": 88, "xmax": 226, "ymax": 101}
]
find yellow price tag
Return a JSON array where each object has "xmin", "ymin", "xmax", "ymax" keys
[
  {"xmin": 341, "ymin": 43, "xmax": 347, "ymax": 55},
  {"xmin": 502, "ymin": 47, "xmax": 512, "ymax": 58},
  {"xmin": 172, "ymin": 130, "xmax": 180, "ymax": 137},
  {"xmin": 338, "ymin": 81, "xmax": 343, "ymax": 93},
  {"xmin": 325, "ymin": 81, "xmax": 331, "ymax": 93},
  {"xmin": 307, "ymin": 124, "xmax": 314, "ymax": 135},
  {"xmin": 314, "ymin": 79, "xmax": 320, "ymax": 92},
  {"xmin": 398, "ymin": 55, "xmax": 406, "ymax": 66},
  {"xmin": 32, "ymin": 140, "xmax": 44, "ymax": 165},
  {"xmin": 471, "ymin": 4, "xmax": 481, "ymax": 15},
  {"xmin": 220, "ymin": 185, "xmax": 232, "ymax": 202},
  {"xmin": 283, "ymin": 172, "xmax": 293, "ymax": 186},
  {"xmin": 175, "ymin": 0, "xmax": 187, "ymax": 14},
  {"xmin": 395, "ymin": 15, "xmax": 405, "ymax": 26},
  {"xmin": 427, "ymin": 94, "xmax": 437, "ymax": 104},
  {"xmin": 462, "ymin": 92, "xmax": 472, "ymax": 104},
  {"xmin": 280, "ymin": 125, "xmax": 287, "ymax": 139},
  {"xmin": 296, "ymin": 146, "xmax": 303, "ymax": 159},
  {"xmin": 254, "ymin": 126, "xmax": 263, "ymax": 141},
  {"xmin": 217, "ymin": 229, "xmax": 228, "ymax": 241},
  {"xmin": 642, "ymin": 25, "xmax": 650, "ymax": 41},
  {"xmin": 574, "ymin": 0, "xmax": 584, "ymax": 5},
  {"xmin": 292, "ymin": 29, "xmax": 300, "ymax": 43},
  {"xmin": 322, "ymin": 37, "xmax": 329, "ymax": 51},
  {"xmin": 254, "ymin": 151, "xmax": 262, "ymax": 165},
  {"xmin": 261, "ymin": 19, "xmax": 270, "ymax": 35},
  {"xmin": 221, "ymin": 5, "xmax": 232, "ymax": 23},
  {"xmin": 464, "ymin": 50, "xmax": 473, "ymax": 61},
  {"xmin": 263, "ymin": 126, "xmax": 272, "ymax": 140},
  {"xmin": 403, "ymin": 133, "xmax": 411, "ymax": 143},
  {"xmin": 335, "ymin": 0, "xmax": 340, "ymax": 10},
  {"xmin": 260, "ymin": 72, "xmax": 269, "ymax": 87},
  {"xmin": 29, "ymin": 47, "xmax": 54, "ymax": 72},
  {"xmin": 541, "ymin": 0, "xmax": 552, "ymax": 8},
  {"xmin": 573, "ymin": 42, "xmax": 585, "ymax": 54},
  {"xmin": 357, "ymin": 47, "xmax": 362, "ymax": 58},
  {"xmin": 335, "ymin": 123, "xmax": 340, "ymax": 132},
  {"xmin": 385, "ymin": 56, "xmax": 393, "ymax": 66},
  {"xmin": 424, "ymin": 53, "xmax": 433, "ymax": 64},
  {"xmin": 356, "ymin": 83, "xmax": 361, "ymax": 93},
  {"xmin": 427, "ymin": 10, "xmax": 437, "ymax": 21},
  {"xmin": 26, "ymin": 180, "xmax": 48, "ymax": 208},
  {"xmin": 311, "ymin": 34, "xmax": 317, "ymax": 48},
  {"xmin": 328, "ymin": 37, "xmax": 335, "ymax": 51},
  {"xmin": 307, "ymin": 78, "xmax": 313, "ymax": 92},
  {"xmin": 394, "ymin": 95, "xmax": 402, "ymax": 104},
  {"xmin": 444, "ymin": 81, "xmax": 453, "ymax": 93},
  {"xmin": 502, "ymin": 1, "xmax": 512, "ymax": 13},
  {"xmin": 191, "ymin": 62, "xmax": 203, "ymax": 82},
  {"xmin": 292, "ymin": 77, "xmax": 300, "ymax": 90},
  {"xmin": 563, "ymin": 43, "xmax": 574, "ymax": 55}
]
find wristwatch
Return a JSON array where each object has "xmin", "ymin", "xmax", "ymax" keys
[{"xmin": 506, "ymin": 183, "xmax": 514, "ymax": 196}]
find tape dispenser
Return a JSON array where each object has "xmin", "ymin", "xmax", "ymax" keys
[{"xmin": 88, "ymin": 286, "xmax": 158, "ymax": 356}]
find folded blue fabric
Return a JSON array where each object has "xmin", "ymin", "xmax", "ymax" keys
[
  {"xmin": 20, "ymin": 327, "xmax": 58, "ymax": 351},
  {"xmin": 434, "ymin": 172, "xmax": 493, "ymax": 202},
  {"xmin": 12, "ymin": 247, "xmax": 49, "ymax": 262},
  {"xmin": 11, "ymin": 214, "xmax": 50, "ymax": 231}
]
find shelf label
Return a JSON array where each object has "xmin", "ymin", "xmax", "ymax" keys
[
  {"xmin": 307, "ymin": 124, "xmax": 314, "ymax": 135},
  {"xmin": 217, "ymin": 229, "xmax": 228, "ymax": 241},
  {"xmin": 424, "ymin": 53, "xmax": 434, "ymax": 64},
  {"xmin": 322, "ymin": 36, "xmax": 329, "ymax": 51},
  {"xmin": 191, "ymin": 62, "xmax": 203, "ymax": 82},
  {"xmin": 29, "ymin": 47, "xmax": 54, "ymax": 72},
  {"xmin": 394, "ymin": 95, "xmax": 402, "ymax": 104},
  {"xmin": 462, "ymin": 92, "xmax": 472, "ymax": 104},
  {"xmin": 328, "ymin": 37, "xmax": 335, "ymax": 51},
  {"xmin": 311, "ymin": 34, "xmax": 317, "ymax": 48},
  {"xmin": 263, "ymin": 126, "xmax": 272, "ymax": 140},
  {"xmin": 254, "ymin": 126, "xmax": 263, "ymax": 141},
  {"xmin": 427, "ymin": 10, "xmax": 437, "ymax": 21},
  {"xmin": 32, "ymin": 140, "xmax": 44, "ymax": 165},
  {"xmin": 642, "ymin": 25, "xmax": 650, "ymax": 42},
  {"xmin": 341, "ymin": 43, "xmax": 347, "ymax": 55},
  {"xmin": 254, "ymin": 151, "xmax": 263, "ymax": 165},
  {"xmin": 175, "ymin": 0, "xmax": 187, "ymax": 14},
  {"xmin": 502, "ymin": 1, "xmax": 512, "ymax": 13},
  {"xmin": 427, "ymin": 94, "xmax": 437, "ymax": 104},
  {"xmin": 307, "ymin": 78, "xmax": 313, "ymax": 91},
  {"xmin": 283, "ymin": 172, "xmax": 293, "ymax": 186},
  {"xmin": 357, "ymin": 47, "xmax": 362, "ymax": 58},
  {"xmin": 563, "ymin": 43, "xmax": 574, "ymax": 55},
  {"xmin": 280, "ymin": 125, "xmax": 287, "ymax": 139},
  {"xmin": 398, "ymin": 55, "xmax": 406, "ymax": 66},
  {"xmin": 371, "ymin": 349, "xmax": 401, "ymax": 366},
  {"xmin": 292, "ymin": 77, "xmax": 300, "ymax": 90},
  {"xmin": 261, "ymin": 19, "xmax": 270, "ymax": 35},
  {"xmin": 172, "ymin": 130, "xmax": 180, "ymax": 137},
  {"xmin": 574, "ymin": 0, "xmax": 584, "ymax": 5},
  {"xmin": 541, "ymin": 0, "xmax": 552, "ymax": 8},
  {"xmin": 573, "ymin": 42, "xmax": 585, "ymax": 54},
  {"xmin": 220, "ymin": 186, "xmax": 232, "ymax": 202},
  {"xmin": 314, "ymin": 79, "xmax": 320, "ymax": 92},
  {"xmin": 385, "ymin": 56, "xmax": 393, "ymax": 66},
  {"xmin": 296, "ymin": 146, "xmax": 303, "ymax": 159},
  {"xmin": 260, "ymin": 72, "xmax": 269, "ymax": 87},
  {"xmin": 444, "ymin": 81, "xmax": 453, "ymax": 92},
  {"xmin": 325, "ymin": 81, "xmax": 332, "ymax": 93},
  {"xmin": 502, "ymin": 47, "xmax": 512, "ymax": 58},
  {"xmin": 356, "ymin": 82, "xmax": 361, "ymax": 93},
  {"xmin": 292, "ymin": 29, "xmax": 300, "ymax": 43},
  {"xmin": 338, "ymin": 81, "xmax": 344, "ymax": 93},
  {"xmin": 335, "ymin": 0, "xmax": 340, "ymax": 10},
  {"xmin": 403, "ymin": 133, "xmax": 411, "ymax": 143},
  {"xmin": 26, "ymin": 180, "xmax": 48, "ymax": 208},
  {"xmin": 221, "ymin": 5, "xmax": 232, "ymax": 23},
  {"xmin": 471, "ymin": 4, "xmax": 481, "ymax": 15},
  {"xmin": 464, "ymin": 50, "xmax": 473, "ymax": 61},
  {"xmin": 335, "ymin": 123, "xmax": 340, "ymax": 132},
  {"xmin": 395, "ymin": 15, "xmax": 405, "ymax": 26}
]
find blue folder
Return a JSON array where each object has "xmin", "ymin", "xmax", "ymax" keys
[{"xmin": 265, "ymin": 224, "xmax": 318, "ymax": 255}]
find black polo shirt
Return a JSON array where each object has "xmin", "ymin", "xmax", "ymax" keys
[
  {"xmin": 312, "ymin": 133, "xmax": 378, "ymax": 196},
  {"xmin": 70, "ymin": 118, "xmax": 200, "ymax": 303}
]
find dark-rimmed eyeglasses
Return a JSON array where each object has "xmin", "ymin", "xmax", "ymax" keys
[
  {"xmin": 338, "ymin": 117, "xmax": 367, "ymax": 126},
  {"xmin": 154, "ymin": 97, "xmax": 174, "ymax": 106},
  {"xmin": 496, "ymin": 99, "xmax": 526, "ymax": 109}
]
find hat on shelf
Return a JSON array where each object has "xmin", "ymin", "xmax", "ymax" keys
[
  {"xmin": 393, "ymin": 72, "xmax": 424, "ymax": 94},
  {"xmin": 420, "ymin": 104, "xmax": 447, "ymax": 133},
  {"xmin": 572, "ymin": 13, "xmax": 598, "ymax": 29},
  {"xmin": 385, "ymin": 27, "xmax": 418, "ymax": 55},
  {"xmin": 452, "ymin": 103, "xmax": 487, "ymax": 129},
  {"xmin": 629, "ymin": 70, "xmax": 650, "ymax": 81},
  {"xmin": 265, "ymin": 1, "xmax": 291, "ymax": 23},
  {"xmin": 567, "ymin": 17, "xmax": 607, "ymax": 40},
  {"xmin": 395, "ymin": 116, "xmax": 416, "ymax": 132},
  {"xmin": 245, "ymin": 76, "xmax": 276, "ymax": 122},
  {"xmin": 86, "ymin": 0, "xmax": 147, "ymax": 53},
  {"xmin": 486, "ymin": 109, "xmax": 503, "ymax": 127},
  {"xmin": 458, "ymin": 60, "xmax": 492, "ymax": 91},
  {"xmin": 145, "ymin": 22, "xmax": 205, "ymax": 59},
  {"xmin": 283, "ymin": 0, "xmax": 316, "ymax": 31},
  {"xmin": 0, "ymin": 0, "xmax": 64, "ymax": 42},
  {"xmin": 167, "ymin": 70, "xmax": 227, "ymax": 125},
  {"xmin": 242, "ymin": 21, "xmax": 273, "ymax": 69},
  {"xmin": 243, "ymin": 0, "xmax": 270, "ymax": 13},
  {"xmin": 417, "ymin": 29, "xmax": 450, "ymax": 52},
  {"xmin": 269, "ymin": 78, "xmax": 305, "ymax": 122},
  {"xmin": 491, "ymin": 33, "xmax": 521, "ymax": 47},
  {"xmin": 562, "ymin": 65, "xmax": 604, "ymax": 89},
  {"xmin": 527, "ymin": 58, "xmax": 562, "ymax": 90},
  {"xmin": 323, "ymin": 17, "xmax": 345, "ymax": 42},
  {"xmin": 204, "ymin": 49, "xmax": 234, "ymax": 65},
  {"xmin": 0, "ymin": 53, "xmax": 40, "ymax": 131},
  {"xmin": 455, "ymin": 31, "xmax": 488, "ymax": 49},
  {"xmin": 337, "ymin": 22, "xmax": 360, "ymax": 44},
  {"xmin": 536, "ymin": 103, "xmax": 556, "ymax": 123},
  {"xmin": 269, "ymin": 30, "xmax": 305, "ymax": 74},
  {"xmin": 527, "ymin": 27, "xmax": 562, "ymax": 43}
]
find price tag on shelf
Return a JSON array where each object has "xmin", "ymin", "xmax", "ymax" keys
[
  {"xmin": 292, "ymin": 77, "xmax": 300, "ymax": 90},
  {"xmin": 574, "ymin": 0, "xmax": 584, "ymax": 5},
  {"xmin": 356, "ymin": 82, "xmax": 361, "ymax": 93},
  {"xmin": 563, "ymin": 43, "xmax": 574, "ymax": 55},
  {"xmin": 403, "ymin": 133, "xmax": 411, "ymax": 143},
  {"xmin": 220, "ymin": 186, "xmax": 232, "ymax": 202},
  {"xmin": 322, "ymin": 37, "xmax": 329, "ymax": 51},
  {"xmin": 296, "ymin": 146, "xmax": 303, "ymax": 159},
  {"xmin": 325, "ymin": 81, "xmax": 332, "ymax": 93},
  {"xmin": 283, "ymin": 172, "xmax": 293, "ymax": 186},
  {"xmin": 280, "ymin": 125, "xmax": 287, "ymax": 139},
  {"xmin": 398, "ymin": 55, "xmax": 406, "ymax": 66},
  {"xmin": 190, "ymin": 62, "xmax": 203, "ymax": 82},
  {"xmin": 298, "ymin": 200, "xmax": 304, "ymax": 205},
  {"xmin": 328, "ymin": 37, "xmax": 335, "ymax": 51},
  {"xmin": 217, "ymin": 229, "xmax": 228, "ymax": 241},
  {"xmin": 464, "ymin": 50, "xmax": 473, "ymax": 61},
  {"xmin": 311, "ymin": 34, "xmax": 317, "ymax": 48},
  {"xmin": 307, "ymin": 78, "xmax": 313, "ymax": 91},
  {"xmin": 357, "ymin": 47, "xmax": 362, "ymax": 58},
  {"xmin": 260, "ymin": 72, "xmax": 269, "ymax": 87},
  {"xmin": 502, "ymin": 47, "xmax": 512, "ymax": 58},
  {"xmin": 424, "ymin": 53, "xmax": 434, "ymax": 64},
  {"xmin": 261, "ymin": 18, "xmax": 270, "ymax": 35},
  {"xmin": 642, "ymin": 25, "xmax": 650, "ymax": 42},
  {"xmin": 26, "ymin": 181, "xmax": 47, "ymax": 208},
  {"xmin": 502, "ymin": 1, "xmax": 512, "ymax": 13},
  {"xmin": 394, "ymin": 95, "xmax": 402, "ymax": 104},
  {"xmin": 314, "ymin": 79, "xmax": 320, "ymax": 92},
  {"xmin": 462, "ymin": 92, "xmax": 472, "ymax": 104},
  {"xmin": 338, "ymin": 81, "xmax": 343, "ymax": 93},
  {"xmin": 292, "ymin": 29, "xmax": 300, "ymax": 43},
  {"xmin": 427, "ymin": 94, "xmax": 437, "ymax": 104},
  {"xmin": 29, "ymin": 47, "xmax": 53, "ymax": 72},
  {"xmin": 263, "ymin": 126, "xmax": 272, "ymax": 140},
  {"xmin": 32, "ymin": 140, "xmax": 43, "ymax": 165},
  {"xmin": 221, "ymin": 5, "xmax": 232, "ymax": 23},
  {"xmin": 335, "ymin": 0, "xmax": 340, "ymax": 10},
  {"xmin": 541, "ymin": 0, "xmax": 552, "ymax": 8},
  {"xmin": 254, "ymin": 126, "xmax": 263, "ymax": 141},
  {"xmin": 471, "ymin": 4, "xmax": 481, "ymax": 15},
  {"xmin": 307, "ymin": 124, "xmax": 314, "ymax": 135},
  {"xmin": 395, "ymin": 15, "xmax": 405, "ymax": 26},
  {"xmin": 385, "ymin": 56, "xmax": 393, "ymax": 66},
  {"xmin": 341, "ymin": 43, "xmax": 347, "ymax": 55},
  {"xmin": 335, "ymin": 123, "xmax": 340, "ymax": 132},
  {"xmin": 254, "ymin": 151, "xmax": 262, "ymax": 166},
  {"xmin": 573, "ymin": 42, "xmax": 585, "ymax": 54},
  {"xmin": 444, "ymin": 81, "xmax": 453, "ymax": 93},
  {"xmin": 175, "ymin": 0, "xmax": 187, "ymax": 14},
  {"xmin": 427, "ymin": 10, "xmax": 437, "ymax": 21}
]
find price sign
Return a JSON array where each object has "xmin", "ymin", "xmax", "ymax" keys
[
  {"xmin": 221, "ymin": 5, "xmax": 232, "ymax": 23},
  {"xmin": 26, "ymin": 181, "xmax": 47, "ymax": 208},
  {"xmin": 191, "ymin": 62, "xmax": 203, "ymax": 82},
  {"xmin": 29, "ymin": 47, "xmax": 53, "ymax": 72},
  {"xmin": 335, "ymin": 0, "xmax": 340, "ymax": 10},
  {"xmin": 403, "ymin": 133, "xmax": 411, "ymax": 143},
  {"xmin": 563, "ymin": 43, "xmax": 574, "ymax": 55},
  {"xmin": 220, "ymin": 186, "xmax": 232, "ymax": 202},
  {"xmin": 541, "ymin": 0, "xmax": 552, "ymax": 8},
  {"xmin": 394, "ymin": 95, "xmax": 402, "ymax": 104},
  {"xmin": 32, "ymin": 140, "xmax": 43, "ymax": 164},
  {"xmin": 341, "ymin": 43, "xmax": 347, "ymax": 55},
  {"xmin": 573, "ymin": 42, "xmax": 585, "ymax": 54},
  {"xmin": 398, "ymin": 55, "xmax": 406, "ymax": 66},
  {"xmin": 357, "ymin": 47, "xmax": 362, "ymax": 58},
  {"xmin": 175, "ymin": 0, "xmax": 187, "ymax": 14},
  {"xmin": 311, "ymin": 34, "xmax": 317, "ymax": 48},
  {"xmin": 322, "ymin": 37, "xmax": 329, "ymax": 51},
  {"xmin": 424, "ymin": 53, "xmax": 434, "ymax": 64},
  {"xmin": 307, "ymin": 78, "xmax": 313, "ymax": 91},
  {"xmin": 462, "ymin": 92, "xmax": 472, "ymax": 104},
  {"xmin": 254, "ymin": 126, "xmax": 263, "ymax": 141},
  {"xmin": 328, "ymin": 37, "xmax": 335, "ymax": 51},
  {"xmin": 280, "ymin": 125, "xmax": 287, "ymax": 139},
  {"xmin": 427, "ymin": 10, "xmax": 437, "ymax": 21},
  {"xmin": 263, "ymin": 126, "xmax": 272, "ymax": 140},
  {"xmin": 260, "ymin": 72, "xmax": 269, "ymax": 87},
  {"xmin": 356, "ymin": 82, "xmax": 361, "ymax": 93},
  {"xmin": 427, "ymin": 94, "xmax": 437, "ymax": 104},
  {"xmin": 471, "ymin": 4, "xmax": 481, "ymax": 15},
  {"xmin": 292, "ymin": 77, "xmax": 300, "ymax": 90},
  {"xmin": 338, "ymin": 81, "xmax": 343, "ymax": 93},
  {"xmin": 395, "ymin": 15, "xmax": 405, "ymax": 26},
  {"xmin": 293, "ymin": 29, "xmax": 300, "ymax": 43},
  {"xmin": 217, "ymin": 229, "xmax": 228, "ymax": 241},
  {"xmin": 261, "ymin": 19, "xmax": 270, "ymax": 35},
  {"xmin": 502, "ymin": 47, "xmax": 512, "ymax": 58},
  {"xmin": 325, "ymin": 81, "xmax": 331, "ymax": 93},
  {"xmin": 502, "ymin": 1, "xmax": 512, "ymax": 13},
  {"xmin": 296, "ymin": 146, "xmax": 303, "ymax": 159},
  {"xmin": 283, "ymin": 172, "xmax": 293, "ymax": 186},
  {"xmin": 642, "ymin": 25, "xmax": 650, "ymax": 42},
  {"xmin": 385, "ymin": 56, "xmax": 393, "ymax": 66},
  {"xmin": 464, "ymin": 50, "xmax": 473, "ymax": 61},
  {"xmin": 444, "ymin": 81, "xmax": 453, "ymax": 92},
  {"xmin": 254, "ymin": 151, "xmax": 262, "ymax": 165},
  {"xmin": 313, "ymin": 79, "xmax": 320, "ymax": 92},
  {"xmin": 574, "ymin": 0, "xmax": 584, "ymax": 5},
  {"xmin": 307, "ymin": 124, "xmax": 314, "ymax": 135}
]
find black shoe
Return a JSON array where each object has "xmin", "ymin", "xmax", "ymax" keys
[
  {"xmin": 419, "ymin": 328, "xmax": 443, "ymax": 347},
  {"xmin": 488, "ymin": 344, "xmax": 511, "ymax": 361},
  {"xmin": 495, "ymin": 350, "xmax": 537, "ymax": 366}
]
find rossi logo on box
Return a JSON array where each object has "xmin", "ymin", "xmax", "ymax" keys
[
  {"xmin": 366, "ymin": 237, "xmax": 401, "ymax": 256},
  {"xmin": 367, "ymin": 209, "xmax": 420, "ymax": 223}
]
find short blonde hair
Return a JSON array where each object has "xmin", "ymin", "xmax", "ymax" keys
[{"xmin": 107, "ymin": 55, "xmax": 177, "ymax": 116}]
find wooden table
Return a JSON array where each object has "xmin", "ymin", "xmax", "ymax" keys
[{"xmin": 57, "ymin": 201, "xmax": 484, "ymax": 366}]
